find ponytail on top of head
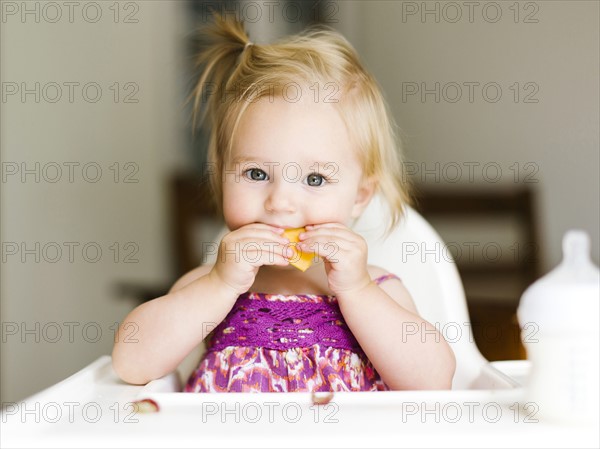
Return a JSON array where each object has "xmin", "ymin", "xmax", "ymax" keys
[{"xmin": 188, "ymin": 13, "xmax": 252, "ymax": 133}]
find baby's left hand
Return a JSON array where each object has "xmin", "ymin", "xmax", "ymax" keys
[{"xmin": 298, "ymin": 223, "xmax": 372, "ymax": 297}]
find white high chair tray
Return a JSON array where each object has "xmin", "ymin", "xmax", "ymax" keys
[{"xmin": 2, "ymin": 356, "xmax": 598, "ymax": 448}]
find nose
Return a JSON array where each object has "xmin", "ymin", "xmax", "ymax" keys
[{"xmin": 264, "ymin": 180, "xmax": 296, "ymax": 214}]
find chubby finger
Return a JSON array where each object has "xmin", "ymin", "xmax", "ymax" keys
[
  {"xmin": 225, "ymin": 229, "xmax": 289, "ymax": 246},
  {"xmin": 235, "ymin": 240, "xmax": 292, "ymax": 255},
  {"xmin": 237, "ymin": 244, "xmax": 292, "ymax": 267},
  {"xmin": 246, "ymin": 252, "xmax": 291, "ymax": 267},
  {"xmin": 299, "ymin": 227, "xmax": 358, "ymax": 243},
  {"xmin": 298, "ymin": 232, "xmax": 355, "ymax": 251},
  {"xmin": 234, "ymin": 235, "xmax": 290, "ymax": 249},
  {"xmin": 296, "ymin": 239, "xmax": 345, "ymax": 263}
]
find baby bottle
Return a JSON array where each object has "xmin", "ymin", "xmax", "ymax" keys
[{"xmin": 517, "ymin": 230, "xmax": 599, "ymax": 426}]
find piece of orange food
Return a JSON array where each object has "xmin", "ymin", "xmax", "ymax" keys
[{"xmin": 283, "ymin": 227, "xmax": 316, "ymax": 272}]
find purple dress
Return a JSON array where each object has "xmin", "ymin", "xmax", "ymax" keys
[{"xmin": 184, "ymin": 273, "xmax": 400, "ymax": 393}]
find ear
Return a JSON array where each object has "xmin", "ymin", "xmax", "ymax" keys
[{"xmin": 351, "ymin": 176, "xmax": 377, "ymax": 218}]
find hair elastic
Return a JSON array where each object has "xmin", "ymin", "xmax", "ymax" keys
[{"xmin": 244, "ymin": 42, "xmax": 253, "ymax": 50}]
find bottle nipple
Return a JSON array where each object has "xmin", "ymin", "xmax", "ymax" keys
[{"xmin": 561, "ymin": 230, "xmax": 596, "ymax": 280}]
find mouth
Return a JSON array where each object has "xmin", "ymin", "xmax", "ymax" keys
[{"xmin": 265, "ymin": 223, "xmax": 304, "ymax": 230}]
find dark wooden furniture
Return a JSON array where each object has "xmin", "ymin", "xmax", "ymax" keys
[
  {"xmin": 171, "ymin": 172, "xmax": 220, "ymax": 275},
  {"xmin": 413, "ymin": 186, "xmax": 538, "ymax": 360}
]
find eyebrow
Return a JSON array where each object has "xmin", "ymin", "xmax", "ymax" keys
[{"xmin": 231, "ymin": 156, "xmax": 335, "ymax": 167}]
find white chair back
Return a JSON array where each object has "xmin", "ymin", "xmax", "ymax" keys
[{"xmin": 353, "ymin": 195, "xmax": 488, "ymax": 389}]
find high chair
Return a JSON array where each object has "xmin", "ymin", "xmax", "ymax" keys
[{"xmin": 6, "ymin": 195, "xmax": 597, "ymax": 449}]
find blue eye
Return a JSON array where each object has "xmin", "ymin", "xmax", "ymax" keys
[
  {"xmin": 306, "ymin": 173, "xmax": 326, "ymax": 187},
  {"xmin": 244, "ymin": 168, "xmax": 268, "ymax": 181}
]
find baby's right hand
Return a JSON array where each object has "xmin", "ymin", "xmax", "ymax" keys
[{"xmin": 209, "ymin": 223, "xmax": 292, "ymax": 296}]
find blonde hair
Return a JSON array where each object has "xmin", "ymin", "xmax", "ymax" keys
[{"xmin": 188, "ymin": 14, "xmax": 411, "ymax": 235}]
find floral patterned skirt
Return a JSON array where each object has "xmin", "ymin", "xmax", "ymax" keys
[{"xmin": 184, "ymin": 344, "xmax": 390, "ymax": 393}]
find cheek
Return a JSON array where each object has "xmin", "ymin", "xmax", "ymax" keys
[
  {"xmin": 222, "ymin": 186, "xmax": 255, "ymax": 230},
  {"xmin": 303, "ymin": 192, "xmax": 357, "ymax": 223}
]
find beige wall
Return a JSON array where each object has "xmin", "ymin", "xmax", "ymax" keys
[
  {"xmin": 334, "ymin": 0, "xmax": 599, "ymax": 271},
  {"xmin": 1, "ymin": 1, "xmax": 189, "ymax": 402}
]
